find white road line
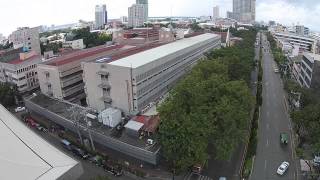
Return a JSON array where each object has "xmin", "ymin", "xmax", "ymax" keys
[
  {"xmin": 266, "ymin": 139, "xmax": 269, "ymax": 147},
  {"xmin": 266, "ymin": 123, "xmax": 269, "ymax": 130}
]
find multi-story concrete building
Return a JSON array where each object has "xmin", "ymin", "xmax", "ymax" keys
[
  {"xmin": 232, "ymin": 0, "xmax": 255, "ymax": 24},
  {"xmin": 136, "ymin": 0, "xmax": 148, "ymax": 22},
  {"xmin": 95, "ymin": 4, "xmax": 108, "ymax": 29},
  {"xmin": 128, "ymin": 4, "xmax": 146, "ymax": 28},
  {"xmin": 120, "ymin": 16, "xmax": 128, "ymax": 23},
  {"xmin": 82, "ymin": 33, "xmax": 221, "ymax": 114},
  {"xmin": 0, "ymin": 50, "xmax": 41, "ymax": 93},
  {"xmin": 8, "ymin": 27, "xmax": 41, "ymax": 55},
  {"xmin": 37, "ymin": 44, "xmax": 137, "ymax": 105},
  {"xmin": 62, "ymin": 39, "xmax": 85, "ymax": 50},
  {"xmin": 298, "ymin": 53, "xmax": 320, "ymax": 89},
  {"xmin": 212, "ymin": 6, "xmax": 220, "ymax": 20},
  {"xmin": 274, "ymin": 32, "xmax": 317, "ymax": 54}
]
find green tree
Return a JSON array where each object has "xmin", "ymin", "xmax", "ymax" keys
[{"xmin": 0, "ymin": 83, "xmax": 16, "ymax": 107}]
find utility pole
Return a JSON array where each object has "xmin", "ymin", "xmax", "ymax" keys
[
  {"xmin": 85, "ymin": 114, "xmax": 95, "ymax": 151},
  {"xmin": 69, "ymin": 106, "xmax": 83, "ymax": 145}
]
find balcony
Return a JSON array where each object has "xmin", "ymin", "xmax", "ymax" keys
[
  {"xmin": 61, "ymin": 74, "xmax": 83, "ymax": 88},
  {"xmin": 59, "ymin": 66, "xmax": 82, "ymax": 77},
  {"xmin": 98, "ymin": 81, "xmax": 111, "ymax": 89},
  {"xmin": 101, "ymin": 95, "xmax": 112, "ymax": 103},
  {"xmin": 62, "ymin": 82, "xmax": 84, "ymax": 97},
  {"xmin": 97, "ymin": 71, "xmax": 109, "ymax": 76}
]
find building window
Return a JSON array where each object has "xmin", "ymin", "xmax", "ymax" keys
[
  {"xmin": 101, "ymin": 74, "xmax": 108, "ymax": 81},
  {"xmin": 48, "ymin": 84, "xmax": 52, "ymax": 91}
]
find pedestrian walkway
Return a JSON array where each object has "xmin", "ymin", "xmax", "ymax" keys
[{"xmin": 184, "ymin": 172, "xmax": 213, "ymax": 180}]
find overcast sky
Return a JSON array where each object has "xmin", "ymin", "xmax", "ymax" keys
[{"xmin": 0, "ymin": 0, "xmax": 319, "ymax": 36}]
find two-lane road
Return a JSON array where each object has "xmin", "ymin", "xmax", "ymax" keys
[{"xmin": 251, "ymin": 33, "xmax": 296, "ymax": 180}]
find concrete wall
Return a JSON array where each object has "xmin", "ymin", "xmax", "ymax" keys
[
  {"xmin": 37, "ymin": 64, "xmax": 63, "ymax": 98},
  {"xmin": 82, "ymin": 62, "xmax": 132, "ymax": 113},
  {"xmin": 25, "ymin": 98, "xmax": 160, "ymax": 165}
]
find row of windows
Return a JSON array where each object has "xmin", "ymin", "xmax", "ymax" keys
[
  {"xmin": 134, "ymin": 41, "xmax": 217, "ymax": 83},
  {"xmin": 277, "ymin": 34, "xmax": 314, "ymax": 43},
  {"xmin": 302, "ymin": 56, "xmax": 314, "ymax": 69},
  {"xmin": 136, "ymin": 49, "xmax": 203, "ymax": 97},
  {"xmin": 136, "ymin": 63, "xmax": 189, "ymax": 110},
  {"xmin": 135, "ymin": 44, "xmax": 218, "ymax": 109},
  {"xmin": 136, "ymin": 50, "xmax": 202, "ymax": 104},
  {"xmin": 17, "ymin": 64, "xmax": 37, "ymax": 74}
]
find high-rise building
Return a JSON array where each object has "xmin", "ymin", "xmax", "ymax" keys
[
  {"xmin": 212, "ymin": 6, "xmax": 220, "ymax": 20},
  {"xmin": 136, "ymin": 0, "xmax": 148, "ymax": 21},
  {"xmin": 232, "ymin": 0, "xmax": 255, "ymax": 24},
  {"xmin": 95, "ymin": 4, "xmax": 108, "ymax": 29},
  {"xmin": 128, "ymin": 4, "xmax": 146, "ymax": 27},
  {"xmin": 8, "ymin": 27, "xmax": 41, "ymax": 55}
]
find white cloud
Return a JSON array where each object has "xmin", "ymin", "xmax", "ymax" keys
[
  {"xmin": 256, "ymin": 0, "xmax": 320, "ymax": 31},
  {"xmin": 0, "ymin": 0, "xmax": 319, "ymax": 36}
]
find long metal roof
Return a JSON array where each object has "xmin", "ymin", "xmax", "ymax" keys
[
  {"xmin": 109, "ymin": 33, "xmax": 219, "ymax": 68},
  {"xmin": 0, "ymin": 104, "xmax": 81, "ymax": 180}
]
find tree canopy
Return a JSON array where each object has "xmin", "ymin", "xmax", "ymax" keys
[
  {"xmin": 0, "ymin": 83, "xmax": 16, "ymax": 107},
  {"xmin": 71, "ymin": 27, "xmax": 112, "ymax": 48},
  {"xmin": 158, "ymin": 29, "xmax": 257, "ymax": 171}
]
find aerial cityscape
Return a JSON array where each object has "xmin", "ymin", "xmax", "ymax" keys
[{"xmin": 0, "ymin": 0, "xmax": 319, "ymax": 180}]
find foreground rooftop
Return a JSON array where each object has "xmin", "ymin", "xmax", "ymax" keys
[{"xmin": 0, "ymin": 104, "xmax": 82, "ymax": 180}]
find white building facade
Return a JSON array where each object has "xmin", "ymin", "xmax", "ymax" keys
[
  {"xmin": 128, "ymin": 4, "xmax": 146, "ymax": 28},
  {"xmin": 298, "ymin": 53, "xmax": 320, "ymax": 89},
  {"xmin": 213, "ymin": 6, "xmax": 220, "ymax": 20},
  {"xmin": 8, "ymin": 27, "xmax": 41, "ymax": 55},
  {"xmin": 82, "ymin": 33, "xmax": 221, "ymax": 113},
  {"xmin": 95, "ymin": 4, "xmax": 108, "ymax": 29}
]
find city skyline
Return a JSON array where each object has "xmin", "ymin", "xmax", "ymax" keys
[{"xmin": 0, "ymin": 0, "xmax": 319, "ymax": 35}]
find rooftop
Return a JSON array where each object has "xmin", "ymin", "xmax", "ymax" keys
[
  {"xmin": 0, "ymin": 104, "xmax": 81, "ymax": 180},
  {"xmin": 45, "ymin": 44, "xmax": 126, "ymax": 66},
  {"xmin": 9, "ymin": 55, "xmax": 41, "ymax": 65},
  {"xmin": 109, "ymin": 33, "xmax": 219, "ymax": 68}
]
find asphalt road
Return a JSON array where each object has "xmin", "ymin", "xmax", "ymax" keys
[{"xmin": 250, "ymin": 33, "xmax": 297, "ymax": 180}]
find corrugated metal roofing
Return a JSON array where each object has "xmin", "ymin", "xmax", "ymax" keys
[{"xmin": 109, "ymin": 33, "xmax": 219, "ymax": 68}]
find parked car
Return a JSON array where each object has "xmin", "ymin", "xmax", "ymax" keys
[
  {"xmin": 89, "ymin": 155, "xmax": 104, "ymax": 166},
  {"xmin": 280, "ymin": 132, "xmax": 288, "ymax": 145},
  {"xmin": 277, "ymin": 161, "xmax": 289, "ymax": 175},
  {"xmin": 15, "ymin": 106, "xmax": 25, "ymax": 112},
  {"xmin": 37, "ymin": 126, "xmax": 48, "ymax": 132},
  {"xmin": 104, "ymin": 164, "xmax": 123, "ymax": 176},
  {"xmin": 71, "ymin": 146, "xmax": 89, "ymax": 159},
  {"xmin": 60, "ymin": 139, "xmax": 72, "ymax": 151}
]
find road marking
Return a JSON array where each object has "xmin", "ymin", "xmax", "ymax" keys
[
  {"xmin": 266, "ymin": 111, "xmax": 270, "ymax": 117},
  {"xmin": 264, "ymin": 160, "xmax": 267, "ymax": 170},
  {"xmin": 266, "ymin": 123, "xmax": 269, "ymax": 130},
  {"xmin": 266, "ymin": 139, "xmax": 269, "ymax": 147}
]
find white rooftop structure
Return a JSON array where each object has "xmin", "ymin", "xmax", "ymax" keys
[
  {"xmin": 125, "ymin": 120, "xmax": 144, "ymax": 131},
  {"xmin": 109, "ymin": 33, "xmax": 218, "ymax": 68},
  {"xmin": 0, "ymin": 104, "xmax": 83, "ymax": 180}
]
